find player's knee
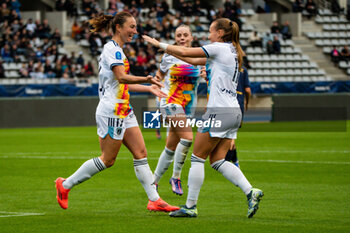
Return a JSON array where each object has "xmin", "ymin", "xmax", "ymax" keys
[
  {"xmin": 104, "ymin": 158, "xmax": 116, "ymax": 168},
  {"xmin": 100, "ymin": 155, "xmax": 116, "ymax": 168},
  {"xmin": 134, "ymin": 147, "xmax": 147, "ymax": 159},
  {"xmin": 180, "ymin": 138, "xmax": 193, "ymax": 147}
]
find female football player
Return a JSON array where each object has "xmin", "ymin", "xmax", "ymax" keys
[
  {"xmin": 143, "ymin": 18, "xmax": 263, "ymax": 218},
  {"xmin": 153, "ymin": 24, "xmax": 202, "ymax": 196},
  {"xmin": 55, "ymin": 12, "xmax": 179, "ymax": 213}
]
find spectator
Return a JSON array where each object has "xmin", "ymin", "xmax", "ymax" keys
[
  {"xmin": 281, "ymin": 21, "xmax": 292, "ymax": 40},
  {"xmin": 25, "ymin": 18, "xmax": 36, "ymax": 34},
  {"xmin": 76, "ymin": 51, "xmax": 85, "ymax": 66},
  {"xmin": 55, "ymin": 0, "xmax": 65, "ymax": 11},
  {"xmin": 38, "ymin": 19, "xmax": 51, "ymax": 39},
  {"xmin": 193, "ymin": 0, "xmax": 203, "ymax": 16},
  {"xmin": 331, "ymin": 0, "xmax": 342, "ymax": 14},
  {"xmin": 199, "ymin": 36, "xmax": 209, "ymax": 46},
  {"xmin": 115, "ymin": 0, "xmax": 125, "ymax": 12},
  {"xmin": 145, "ymin": 59, "xmax": 157, "ymax": 76},
  {"xmin": 305, "ymin": 0, "xmax": 317, "ymax": 19},
  {"xmin": 266, "ymin": 40, "xmax": 274, "ymax": 54},
  {"xmin": 270, "ymin": 21, "xmax": 280, "ymax": 34},
  {"xmin": 11, "ymin": 0, "xmax": 21, "ymax": 15},
  {"xmin": 340, "ymin": 45, "xmax": 350, "ymax": 62},
  {"xmin": 68, "ymin": 51, "xmax": 76, "ymax": 64},
  {"xmin": 44, "ymin": 59, "xmax": 55, "ymax": 78},
  {"xmin": 136, "ymin": 51, "xmax": 148, "ymax": 66},
  {"xmin": 330, "ymin": 46, "xmax": 340, "ymax": 65},
  {"xmin": 130, "ymin": 60, "xmax": 145, "ymax": 76},
  {"xmin": 69, "ymin": 65, "xmax": 77, "ymax": 78},
  {"xmin": 27, "ymin": 60, "xmax": 34, "ymax": 74},
  {"xmin": 60, "ymin": 68, "xmax": 73, "ymax": 83},
  {"xmin": 224, "ymin": 0, "xmax": 232, "ymax": 11},
  {"xmin": 64, "ymin": 0, "xmax": 78, "ymax": 18},
  {"xmin": 262, "ymin": 32, "xmax": 273, "ymax": 51},
  {"xmin": 293, "ymin": 0, "xmax": 304, "ymax": 12},
  {"xmin": 193, "ymin": 16, "xmax": 203, "ymax": 32},
  {"xmin": 10, "ymin": 43, "xmax": 20, "ymax": 62},
  {"xmin": 1, "ymin": 44, "xmax": 13, "ymax": 63},
  {"xmin": 54, "ymin": 60, "xmax": 63, "ymax": 77},
  {"xmin": 1, "ymin": 3, "xmax": 10, "ymax": 20},
  {"xmin": 233, "ymin": 0, "xmax": 242, "ymax": 15},
  {"xmin": 272, "ymin": 36, "xmax": 281, "ymax": 54},
  {"xmin": 192, "ymin": 36, "xmax": 201, "ymax": 47},
  {"xmin": 51, "ymin": 28, "xmax": 64, "ymax": 46},
  {"xmin": 30, "ymin": 66, "xmax": 45, "ymax": 79},
  {"xmin": 84, "ymin": 61, "xmax": 94, "ymax": 76},
  {"xmin": 76, "ymin": 66, "xmax": 86, "ymax": 78},
  {"xmin": 248, "ymin": 31, "xmax": 262, "ymax": 47},
  {"xmin": 19, "ymin": 63, "xmax": 29, "ymax": 77},
  {"xmin": 11, "ymin": 19, "xmax": 20, "ymax": 33},
  {"xmin": 61, "ymin": 60, "xmax": 68, "ymax": 73}
]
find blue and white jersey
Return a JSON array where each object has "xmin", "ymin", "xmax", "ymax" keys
[
  {"xmin": 96, "ymin": 40, "xmax": 132, "ymax": 118},
  {"xmin": 201, "ymin": 42, "xmax": 240, "ymax": 113}
]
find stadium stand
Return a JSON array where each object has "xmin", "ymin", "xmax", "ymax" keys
[
  {"xmin": 0, "ymin": 0, "xmax": 349, "ymax": 94},
  {"xmin": 304, "ymin": 3, "xmax": 350, "ymax": 76}
]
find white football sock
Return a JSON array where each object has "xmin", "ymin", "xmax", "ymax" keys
[
  {"xmin": 63, "ymin": 157, "xmax": 106, "ymax": 189},
  {"xmin": 186, "ymin": 154, "xmax": 205, "ymax": 208},
  {"xmin": 154, "ymin": 147, "xmax": 175, "ymax": 184},
  {"xmin": 172, "ymin": 138, "xmax": 192, "ymax": 179},
  {"xmin": 134, "ymin": 158, "xmax": 160, "ymax": 202},
  {"xmin": 211, "ymin": 159, "xmax": 252, "ymax": 195}
]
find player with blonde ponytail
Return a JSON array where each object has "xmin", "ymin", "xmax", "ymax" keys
[{"xmin": 143, "ymin": 18, "xmax": 263, "ymax": 218}]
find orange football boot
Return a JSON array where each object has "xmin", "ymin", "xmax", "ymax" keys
[
  {"xmin": 147, "ymin": 198, "xmax": 180, "ymax": 212},
  {"xmin": 55, "ymin": 177, "xmax": 71, "ymax": 209}
]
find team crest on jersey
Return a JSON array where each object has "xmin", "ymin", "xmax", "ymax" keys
[{"xmin": 116, "ymin": 51, "xmax": 122, "ymax": 60}]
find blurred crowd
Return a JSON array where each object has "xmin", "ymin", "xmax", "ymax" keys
[
  {"xmin": 1, "ymin": 0, "xmax": 350, "ymax": 79},
  {"xmin": 68, "ymin": 0, "xmax": 244, "ymax": 77},
  {"xmin": 0, "ymin": 0, "xmax": 95, "ymax": 80},
  {"xmin": 330, "ymin": 45, "xmax": 350, "ymax": 66},
  {"xmin": 247, "ymin": 20, "xmax": 293, "ymax": 55}
]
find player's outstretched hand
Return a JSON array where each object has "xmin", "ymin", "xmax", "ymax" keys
[
  {"xmin": 150, "ymin": 84, "xmax": 167, "ymax": 98},
  {"xmin": 200, "ymin": 67, "xmax": 207, "ymax": 81},
  {"xmin": 142, "ymin": 35, "xmax": 160, "ymax": 48},
  {"xmin": 147, "ymin": 75, "xmax": 164, "ymax": 88}
]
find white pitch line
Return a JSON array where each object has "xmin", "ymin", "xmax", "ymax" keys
[
  {"xmin": 1, "ymin": 149, "xmax": 349, "ymax": 157},
  {"xmin": 239, "ymin": 150, "xmax": 350, "ymax": 154},
  {"xmin": 0, "ymin": 211, "xmax": 45, "ymax": 218},
  {"xmin": 241, "ymin": 159, "xmax": 350, "ymax": 165},
  {"xmin": 0, "ymin": 154, "xmax": 350, "ymax": 165}
]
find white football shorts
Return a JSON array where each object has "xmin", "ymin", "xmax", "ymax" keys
[
  {"xmin": 197, "ymin": 109, "xmax": 241, "ymax": 139},
  {"xmin": 96, "ymin": 110, "xmax": 138, "ymax": 140},
  {"xmin": 159, "ymin": 98, "xmax": 186, "ymax": 117}
]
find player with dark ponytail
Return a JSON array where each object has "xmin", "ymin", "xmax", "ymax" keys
[{"xmin": 55, "ymin": 12, "xmax": 179, "ymax": 213}]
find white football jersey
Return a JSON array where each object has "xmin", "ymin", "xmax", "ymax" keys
[
  {"xmin": 201, "ymin": 42, "xmax": 240, "ymax": 113},
  {"xmin": 96, "ymin": 40, "xmax": 132, "ymax": 118},
  {"xmin": 159, "ymin": 54, "xmax": 201, "ymax": 116}
]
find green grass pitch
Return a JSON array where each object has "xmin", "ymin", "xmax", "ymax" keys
[{"xmin": 0, "ymin": 121, "xmax": 350, "ymax": 233}]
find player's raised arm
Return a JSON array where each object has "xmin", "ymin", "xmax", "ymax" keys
[
  {"xmin": 143, "ymin": 35, "xmax": 206, "ymax": 58},
  {"xmin": 112, "ymin": 66, "xmax": 164, "ymax": 88}
]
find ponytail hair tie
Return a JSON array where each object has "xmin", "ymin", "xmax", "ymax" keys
[{"xmin": 229, "ymin": 21, "xmax": 233, "ymax": 26}]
